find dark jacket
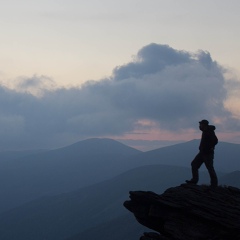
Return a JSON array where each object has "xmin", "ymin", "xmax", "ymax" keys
[{"xmin": 199, "ymin": 125, "xmax": 218, "ymax": 154}]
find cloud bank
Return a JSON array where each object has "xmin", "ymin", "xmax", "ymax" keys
[{"xmin": 0, "ymin": 43, "xmax": 239, "ymax": 150}]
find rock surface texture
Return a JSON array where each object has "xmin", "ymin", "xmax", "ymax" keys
[{"xmin": 124, "ymin": 184, "xmax": 240, "ymax": 240}]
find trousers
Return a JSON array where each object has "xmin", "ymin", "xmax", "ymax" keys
[{"xmin": 191, "ymin": 152, "xmax": 218, "ymax": 186}]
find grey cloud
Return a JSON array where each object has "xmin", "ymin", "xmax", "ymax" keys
[
  {"xmin": 107, "ymin": 45, "xmax": 229, "ymax": 129},
  {"xmin": 14, "ymin": 75, "xmax": 57, "ymax": 96},
  {"xmin": 113, "ymin": 43, "xmax": 191, "ymax": 81},
  {"xmin": 0, "ymin": 43, "xmax": 238, "ymax": 150}
]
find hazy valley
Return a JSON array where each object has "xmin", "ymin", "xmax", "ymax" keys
[{"xmin": 0, "ymin": 138, "xmax": 239, "ymax": 240}]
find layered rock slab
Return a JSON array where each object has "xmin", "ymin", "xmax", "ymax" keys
[{"xmin": 124, "ymin": 184, "xmax": 240, "ymax": 240}]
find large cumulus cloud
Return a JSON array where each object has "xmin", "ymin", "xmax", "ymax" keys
[{"xmin": 0, "ymin": 43, "xmax": 238, "ymax": 149}]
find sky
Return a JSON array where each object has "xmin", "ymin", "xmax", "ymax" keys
[{"xmin": 0, "ymin": 0, "xmax": 240, "ymax": 151}]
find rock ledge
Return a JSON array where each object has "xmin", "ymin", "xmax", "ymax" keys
[{"xmin": 124, "ymin": 184, "xmax": 240, "ymax": 240}]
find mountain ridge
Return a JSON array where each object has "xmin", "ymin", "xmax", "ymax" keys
[
  {"xmin": 0, "ymin": 138, "xmax": 239, "ymax": 214},
  {"xmin": 50, "ymin": 138, "xmax": 142, "ymax": 156},
  {"xmin": 0, "ymin": 138, "xmax": 141, "ymax": 213}
]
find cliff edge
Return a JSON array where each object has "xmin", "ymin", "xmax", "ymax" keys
[{"xmin": 124, "ymin": 184, "xmax": 240, "ymax": 240}]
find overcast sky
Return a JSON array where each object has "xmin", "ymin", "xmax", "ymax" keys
[{"xmin": 0, "ymin": 0, "xmax": 240, "ymax": 150}]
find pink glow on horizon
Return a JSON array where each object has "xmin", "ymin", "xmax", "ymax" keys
[
  {"xmin": 108, "ymin": 127, "xmax": 200, "ymax": 142},
  {"xmin": 110, "ymin": 128, "xmax": 240, "ymax": 144},
  {"xmin": 103, "ymin": 119, "xmax": 240, "ymax": 150}
]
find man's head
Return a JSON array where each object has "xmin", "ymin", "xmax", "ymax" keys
[{"xmin": 199, "ymin": 119, "xmax": 209, "ymax": 131}]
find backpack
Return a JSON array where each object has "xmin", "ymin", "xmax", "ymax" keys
[{"xmin": 213, "ymin": 133, "xmax": 218, "ymax": 146}]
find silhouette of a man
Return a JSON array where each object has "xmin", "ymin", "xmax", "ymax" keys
[{"xmin": 186, "ymin": 120, "xmax": 218, "ymax": 187}]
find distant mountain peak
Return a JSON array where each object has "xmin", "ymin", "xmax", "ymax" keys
[{"xmin": 57, "ymin": 138, "xmax": 142, "ymax": 156}]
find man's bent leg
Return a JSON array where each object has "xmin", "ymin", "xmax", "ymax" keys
[{"xmin": 190, "ymin": 153, "xmax": 204, "ymax": 183}]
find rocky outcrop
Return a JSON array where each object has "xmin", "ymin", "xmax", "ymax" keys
[{"xmin": 124, "ymin": 184, "xmax": 240, "ymax": 240}]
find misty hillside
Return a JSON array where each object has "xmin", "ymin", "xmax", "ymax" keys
[
  {"xmin": 0, "ymin": 149, "xmax": 48, "ymax": 161},
  {"xmin": 0, "ymin": 165, "xmax": 206, "ymax": 240},
  {"xmin": 0, "ymin": 165, "xmax": 239, "ymax": 240},
  {"xmin": 0, "ymin": 138, "xmax": 240, "ymax": 214},
  {"xmin": 0, "ymin": 138, "xmax": 141, "ymax": 213},
  {"xmin": 218, "ymin": 170, "xmax": 240, "ymax": 186}
]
